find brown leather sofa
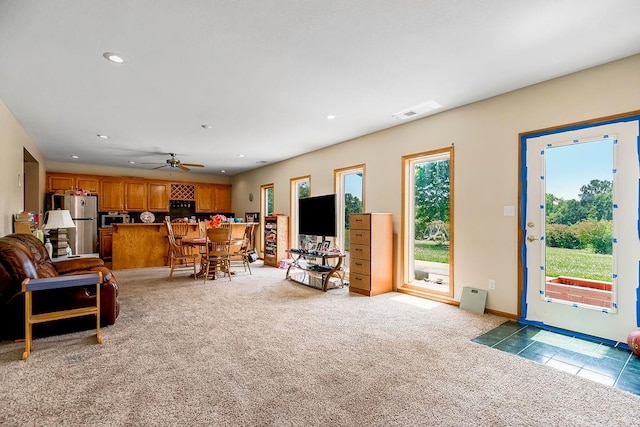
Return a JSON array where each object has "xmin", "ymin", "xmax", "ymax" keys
[{"xmin": 0, "ymin": 233, "xmax": 120, "ymax": 340}]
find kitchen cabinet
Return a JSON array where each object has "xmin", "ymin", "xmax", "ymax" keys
[
  {"xmin": 48, "ymin": 173, "xmax": 228, "ymax": 213},
  {"xmin": 47, "ymin": 175, "xmax": 74, "ymax": 193},
  {"xmin": 99, "ymin": 228, "xmax": 113, "ymax": 260},
  {"xmin": 75, "ymin": 177, "xmax": 99, "ymax": 193},
  {"xmin": 148, "ymin": 182, "xmax": 170, "ymax": 211},
  {"xmin": 99, "ymin": 179, "xmax": 125, "ymax": 212},
  {"xmin": 195, "ymin": 184, "xmax": 232, "ymax": 212},
  {"xmin": 124, "ymin": 180, "xmax": 148, "ymax": 211},
  {"xmin": 214, "ymin": 185, "xmax": 232, "ymax": 211},
  {"xmin": 195, "ymin": 184, "xmax": 215, "ymax": 212},
  {"xmin": 47, "ymin": 173, "xmax": 99, "ymax": 194}
]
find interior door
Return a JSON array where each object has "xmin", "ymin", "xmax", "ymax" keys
[{"xmin": 521, "ymin": 119, "xmax": 640, "ymax": 344}]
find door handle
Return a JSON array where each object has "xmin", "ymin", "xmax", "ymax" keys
[{"xmin": 527, "ymin": 235, "xmax": 539, "ymax": 242}]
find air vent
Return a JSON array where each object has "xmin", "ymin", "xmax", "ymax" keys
[{"xmin": 392, "ymin": 100, "xmax": 442, "ymax": 120}]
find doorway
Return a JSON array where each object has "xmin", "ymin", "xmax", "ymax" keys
[
  {"xmin": 400, "ymin": 147, "xmax": 454, "ymax": 298},
  {"xmin": 23, "ymin": 148, "xmax": 40, "ymax": 219},
  {"xmin": 520, "ymin": 116, "xmax": 640, "ymax": 343}
]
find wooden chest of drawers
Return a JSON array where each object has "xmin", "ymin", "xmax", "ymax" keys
[{"xmin": 349, "ymin": 213, "xmax": 392, "ymax": 296}]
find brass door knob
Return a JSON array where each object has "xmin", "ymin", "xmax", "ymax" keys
[{"xmin": 527, "ymin": 235, "xmax": 539, "ymax": 242}]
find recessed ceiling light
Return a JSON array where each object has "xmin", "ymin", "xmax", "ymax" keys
[
  {"xmin": 201, "ymin": 124, "xmax": 212, "ymax": 129},
  {"xmin": 128, "ymin": 161, "xmax": 136, "ymax": 164},
  {"xmin": 70, "ymin": 155, "xmax": 79, "ymax": 159},
  {"xmin": 237, "ymin": 154, "xmax": 245, "ymax": 158},
  {"xmin": 102, "ymin": 52, "xmax": 124, "ymax": 63},
  {"xmin": 256, "ymin": 160, "xmax": 268, "ymax": 164},
  {"xmin": 97, "ymin": 134, "xmax": 109, "ymax": 139},
  {"xmin": 327, "ymin": 115, "xmax": 336, "ymax": 120},
  {"xmin": 221, "ymin": 170, "xmax": 226, "ymax": 173}
]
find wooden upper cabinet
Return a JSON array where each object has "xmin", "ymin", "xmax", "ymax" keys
[
  {"xmin": 214, "ymin": 185, "xmax": 232, "ymax": 212},
  {"xmin": 47, "ymin": 173, "xmax": 99, "ymax": 194},
  {"xmin": 148, "ymin": 182, "xmax": 170, "ymax": 212},
  {"xmin": 76, "ymin": 177, "xmax": 99, "ymax": 193},
  {"xmin": 99, "ymin": 179, "xmax": 125, "ymax": 212},
  {"xmin": 124, "ymin": 180, "xmax": 148, "ymax": 211},
  {"xmin": 195, "ymin": 184, "xmax": 215, "ymax": 212},
  {"xmin": 195, "ymin": 184, "xmax": 232, "ymax": 212},
  {"xmin": 47, "ymin": 174, "xmax": 75, "ymax": 193},
  {"xmin": 48, "ymin": 173, "xmax": 229, "ymax": 214}
]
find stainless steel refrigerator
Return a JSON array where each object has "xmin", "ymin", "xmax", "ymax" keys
[{"xmin": 52, "ymin": 195, "xmax": 98, "ymax": 255}]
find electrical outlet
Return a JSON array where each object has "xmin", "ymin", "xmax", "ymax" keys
[{"xmin": 488, "ymin": 279, "xmax": 496, "ymax": 290}]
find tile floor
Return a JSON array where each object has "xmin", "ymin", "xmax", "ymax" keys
[{"xmin": 473, "ymin": 321, "xmax": 640, "ymax": 396}]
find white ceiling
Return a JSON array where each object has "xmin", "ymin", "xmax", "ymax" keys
[{"xmin": 1, "ymin": 1, "xmax": 640, "ymax": 176}]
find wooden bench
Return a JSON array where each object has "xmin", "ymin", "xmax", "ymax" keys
[{"xmin": 21, "ymin": 272, "xmax": 103, "ymax": 360}]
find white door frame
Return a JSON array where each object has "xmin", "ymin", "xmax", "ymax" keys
[{"xmin": 519, "ymin": 114, "xmax": 640, "ymax": 344}]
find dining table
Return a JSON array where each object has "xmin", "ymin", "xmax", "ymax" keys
[{"xmin": 181, "ymin": 236, "xmax": 243, "ymax": 279}]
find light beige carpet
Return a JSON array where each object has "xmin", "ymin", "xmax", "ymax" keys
[{"xmin": 1, "ymin": 262, "xmax": 638, "ymax": 426}]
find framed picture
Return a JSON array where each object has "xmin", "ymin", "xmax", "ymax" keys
[{"xmin": 245, "ymin": 212, "xmax": 259, "ymax": 223}]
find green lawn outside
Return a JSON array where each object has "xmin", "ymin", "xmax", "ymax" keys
[
  {"xmin": 545, "ymin": 246, "xmax": 612, "ymax": 282},
  {"xmin": 415, "ymin": 241, "xmax": 450, "ymax": 263},
  {"xmin": 408, "ymin": 240, "xmax": 611, "ymax": 282}
]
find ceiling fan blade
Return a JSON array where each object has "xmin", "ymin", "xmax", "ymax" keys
[
  {"xmin": 178, "ymin": 165, "xmax": 191, "ymax": 171},
  {"xmin": 152, "ymin": 164, "xmax": 169, "ymax": 170},
  {"xmin": 181, "ymin": 163, "xmax": 204, "ymax": 168}
]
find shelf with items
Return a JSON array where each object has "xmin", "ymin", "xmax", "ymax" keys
[
  {"xmin": 285, "ymin": 249, "xmax": 346, "ymax": 291},
  {"xmin": 263, "ymin": 215, "xmax": 288, "ymax": 267}
]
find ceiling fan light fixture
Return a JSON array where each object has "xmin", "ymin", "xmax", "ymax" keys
[
  {"xmin": 147, "ymin": 153, "xmax": 205, "ymax": 171},
  {"xmin": 102, "ymin": 52, "xmax": 124, "ymax": 63}
]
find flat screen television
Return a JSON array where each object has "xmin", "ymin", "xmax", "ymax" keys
[{"xmin": 298, "ymin": 194, "xmax": 337, "ymax": 238}]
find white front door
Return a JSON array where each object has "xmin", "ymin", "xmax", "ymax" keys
[{"xmin": 522, "ymin": 119, "xmax": 640, "ymax": 343}]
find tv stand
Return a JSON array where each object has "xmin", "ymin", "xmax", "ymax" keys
[{"xmin": 286, "ymin": 249, "xmax": 346, "ymax": 291}]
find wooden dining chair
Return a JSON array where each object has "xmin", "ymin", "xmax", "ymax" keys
[
  {"xmin": 229, "ymin": 224, "xmax": 255, "ymax": 275},
  {"xmin": 203, "ymin": 227, "xmax": 232, "ymax": 282},
  {"xmin": 197, "ymin": 221, "xmax": 207, "ymax": 238},
  {"xmin": 167, "ymin": 232, "xmax": 198, "ymax": 281},
  {"xmin": 165, "ymin": 220, "xmax": 175, "ymax": 266}
]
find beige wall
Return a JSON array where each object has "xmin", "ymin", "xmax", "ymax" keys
[
  {"xmin": 0, "ymin": 100, "xmax": 47, "ymax": 236},
  {"xmin": 231, "ymin": 53, "xmax": 640, "ymax": 315}
]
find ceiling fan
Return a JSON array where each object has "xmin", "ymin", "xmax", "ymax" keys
[{"xmin": 144, "ymin": 153, "xmax": 204, "ymax": 171}]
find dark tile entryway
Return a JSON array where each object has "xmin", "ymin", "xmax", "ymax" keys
[{"xmin": 473, "ymin": 321, "xmax": 640, "ymax": 395}]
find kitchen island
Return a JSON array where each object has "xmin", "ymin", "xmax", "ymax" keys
[
  {"xmin": 111, "ymin": 223, "xmax": 200, "ymax": 269},
  {"xmin": 110, "ymin": 222, "xmax": 257, "ymax": 270}
]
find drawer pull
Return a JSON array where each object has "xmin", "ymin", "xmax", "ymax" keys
[
  {"xmin": 355, "ymin": 262, "xmax": 362, "ymax": 266},
  {"xmin": 355, "ymin": 277, "xmax": 362, "ymax": 281}
]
